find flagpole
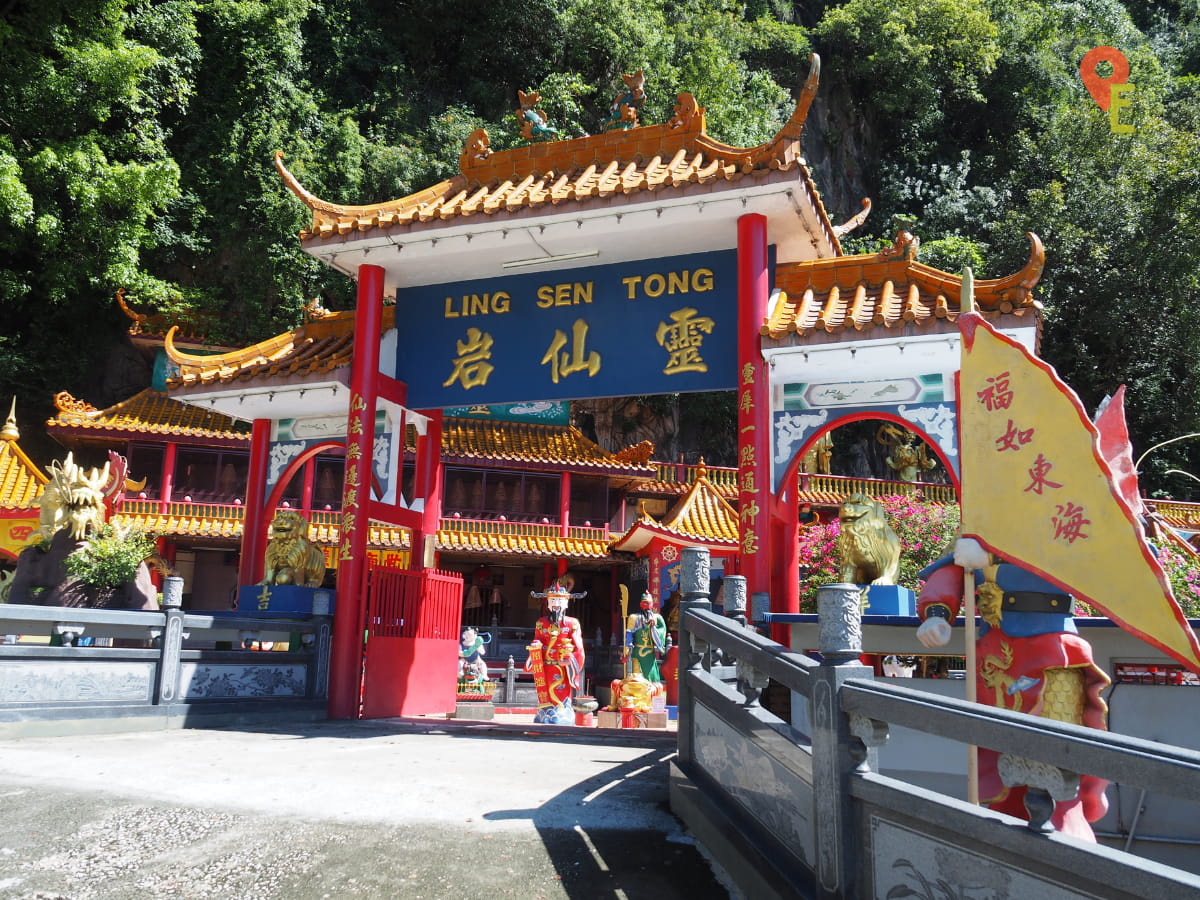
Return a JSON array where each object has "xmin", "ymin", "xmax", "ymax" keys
[{"xmin": 961, "ymin": 267, "xmax": 980, "ymax": 806}]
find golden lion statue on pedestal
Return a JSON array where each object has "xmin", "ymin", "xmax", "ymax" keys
[
  {"xmin": 836, "ymin": 494, "xmax": 901, "ymax": 585},
  {"xmin": 261, "ymin": 511, "xmax": 326, "ymax": 587}
]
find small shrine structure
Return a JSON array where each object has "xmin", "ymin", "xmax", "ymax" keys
[
  {"xmin": 0, "ymin": 401, "xmax": 47, "ymax": 564},
  {"xmin": 610, "ymin": 461, "xmax": 739, "ymax": 605}
]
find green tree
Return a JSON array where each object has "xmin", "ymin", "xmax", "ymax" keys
[{"xmin": 0, "ymin": 0, "xmax": 185, "ymax": 438}]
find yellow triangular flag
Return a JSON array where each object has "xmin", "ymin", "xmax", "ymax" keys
[{"xmin": 958, "ymin": 312, "xmax": 1200, "ymax": 673}]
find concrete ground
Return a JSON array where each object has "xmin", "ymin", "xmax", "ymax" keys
[{"xmin": 0, "ymin": 716, "xmax": 733, "ymax": 900}]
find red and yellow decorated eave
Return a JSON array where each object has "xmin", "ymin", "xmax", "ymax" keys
[
  {"xmin": 274, "ymin": 56, "xmax": 841, "ymax": 253},
  {"xmin": 764, "ymin": 232, "xmax": 1044, "ymax": 340},
  {"xmin": 612, "ymin": 462, "xmax": 740, "ymax": 553}
]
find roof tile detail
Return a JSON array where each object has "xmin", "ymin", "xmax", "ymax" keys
[
  {"xmin": 764, "ymin": 232, "xmax": 1045, "ymax": 339},
  {"xmin": 436, "ymin": 528, "xmax": 611, "ymax": 560},
  {"xmin": 442, "ymin": 418, "xmax": 654, "ymax": 475},
  {"xmin": 0, "ymin": 436, "xmax": 47, "ymax": 509}
]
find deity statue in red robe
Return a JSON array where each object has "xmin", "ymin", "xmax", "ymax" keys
[
  {"xmin": 917, "ymin": 538, "xmax": 1111, "ymax": 840},
  {"xmin": 525, "ymin": 581, "xmax": 586, "ymax": 724}
]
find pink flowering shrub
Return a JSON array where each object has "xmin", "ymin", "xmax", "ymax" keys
[
  {"xmin": 1153, "ymin": 545, "xmax": 1200, "ymax": 619},
  {"xmin": 797, "ymin": 495, "xmax": 961, "ymax": 613}
]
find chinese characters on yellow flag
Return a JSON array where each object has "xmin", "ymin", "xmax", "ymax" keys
[{"xmin": 958, "ymin": 312, "xmax": 1200, "ymax": 673}]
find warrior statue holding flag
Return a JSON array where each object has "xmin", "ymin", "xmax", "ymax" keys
[
  {"xmin": 918, "ymin": 268, "xmax": 1200, "ymax": 841},
  {"xmin": 916, "ymin": 539, "xmax": 1111, "ymax": 839},
  {"xmin": 525, "ymin": 580, "xmax": 586, "ymax": 724}
]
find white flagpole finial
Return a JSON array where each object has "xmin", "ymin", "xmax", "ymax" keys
[{"xmin": 961, "ymin": 266, "xmax": 975, "ymax": 314}]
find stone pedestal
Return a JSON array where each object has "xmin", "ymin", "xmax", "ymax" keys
[{"xmin": 454, "ymin": 701, "xmax": 495, "ymax": 721}]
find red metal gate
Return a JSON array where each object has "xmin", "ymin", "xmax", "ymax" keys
[{"xmin": 361, "ymin": 566, "xmax": 463, "ymax": 718}]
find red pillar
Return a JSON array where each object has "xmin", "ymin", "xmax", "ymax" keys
[
  {"xmin": 237, "ymin": 419, "xmax": 272, "ymax": 587},
  {"xmin": 559, "ymin": 471, "xmax": 571, "ymax": 537},
  {"xmin": 300, "ymin": 457, "xmax": 316, "ymax": 515},
  {"xmin": 329, "ymin": 263, "xmax": 384, "ymax": 719},
  {"xmin": 160, "ymin": 442, "xmax": 178, "ymax": 513},
  {"xmin": 771, "ymin": 478, "xmax": 801, "ymax": 643},
  {"xmin": 736, "ymin": 214, "xmax": 772, "ymax": 604}
]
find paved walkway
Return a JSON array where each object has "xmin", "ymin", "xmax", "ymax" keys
[{"xmin": 0, "ymin": 717, "xmax": 732, "ymax": 899}]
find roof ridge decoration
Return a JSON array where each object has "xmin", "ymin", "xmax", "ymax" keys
[
  {"xmin": 659, "ymin": 457, "xmax": 739, "ymax": 535},
  {"xmin": 52, "ymin": 392, "xmax": 99, "ymax": 418},
  {"xmin": 274, "ymin": 54, "xmax": 834, "ymax": 247},
  {"xmin": 2, "ymin": 397, "xmax": 18, "ymax": 442},
  {"xmin": 612, "ymin": 440, "xmax": 655, "ymax": 466},
  {"xmin": 764, "ymin": 231, "xmax": 1045, "ymax": 338},
  {"xmin": 164, "ymin": 324, "xmax": 310, "ymax": 380},
  {"xmin": 603, "ymin": 70, "xmax": 646, "ymax": 132},
  {"xmin": 116, "ymin": 288, "xmax": 219, "ymax": 345}
]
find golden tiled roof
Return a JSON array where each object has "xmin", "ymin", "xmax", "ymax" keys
[
  {"xmin": 612, "ymin": 462, "xmax": 739, "ymax": 552},
  {"xmin": 0, "ymin": 405, "xmax": 47, "ymax": 509},
  {"xmin": 275, "ymin": 57, "xmax": 840, "ymax": 252},
  {"xmin": 113, "ymin": 506, "xmax": 410, "ymax": 550},
  {"xmin": 437, "ymin": 527, "xmax": 611, "ymax": 560},
  {"xmin": 763, "ymin": 232, "xmax": 1044, "ymax": 339},
  {"xmin": 164, "ymin": 307, "xmax": 394, "ymax": 390},
  {"xmin": 442, "ymin": 417, "xmax": 655, "ymax": 475},
  {"xmin": 48, "ymin": 389, "xmax": 251, "ymax": 441}
]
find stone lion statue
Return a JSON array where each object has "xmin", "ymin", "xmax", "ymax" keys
[
  {"xmin": 836, "ymin": 494, "xmax": 901, "ymax": 586},
  {"xmin": 261, "ymin": 511, "xmax": 326, "ymax": 587}
]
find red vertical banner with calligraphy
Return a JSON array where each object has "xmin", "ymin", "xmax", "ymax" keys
[
  {"xmin": 329, "ymin": 263, "xmax": 384, "ymax": 719},
  {"xmin": 736, "ymin": 214, "xmax": 773, "ymax": 632},
  {"xmin": 958, "ymin": 312, "xmax": 1200, "ymax": 672}
]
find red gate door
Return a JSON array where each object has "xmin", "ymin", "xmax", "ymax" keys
[{"xmin": 361, "ymin": 566, "xmax": 463, "ymax": 718}]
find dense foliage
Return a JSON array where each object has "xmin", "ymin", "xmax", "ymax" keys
[
  {"xmin": 1, "ymin": 1, "xmax": 1199, "ymax": 489},
  {"xmin": 65, "ymin": 523, "xmax": 155, "ymax": 589}
]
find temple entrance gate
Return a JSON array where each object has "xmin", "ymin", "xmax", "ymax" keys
[
  {"xmin": 361, "ymin": 565, "xmax": 461, "ymax": 717},
  {"xmin": 250, "ymin": 57, "xmax": 1049, "ymax": 717}
]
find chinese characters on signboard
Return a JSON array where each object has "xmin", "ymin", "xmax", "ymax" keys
[{"xmin": 393, "ymin": 250, "xmax": 737, "ymax": 407}]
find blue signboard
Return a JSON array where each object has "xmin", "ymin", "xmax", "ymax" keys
[{"xmin": 393, "ymin": 250, "xmax": 738, "ymax": 408}]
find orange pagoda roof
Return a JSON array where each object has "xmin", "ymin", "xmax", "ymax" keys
[
  {"xmin": 0, "ymin": 401, "xmax": 47, "ymax": 511},
  {"xmin": 276, "ymin": 68, "xmax": 839, "ymax": 247},
  {"xmin": 611, "ymin": 462, "xmax": 739, "ymax": 553},
  {"xmin": 272, "ymin": 56, "xmax": 849, "ymax": 298},
  {"xmin": 764, "ymin": 231, "xmax": 1045, "ymax": 343},
  {"xmin": 47, "ymin": 389, "xmax": 251, "ymax": 447}
]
